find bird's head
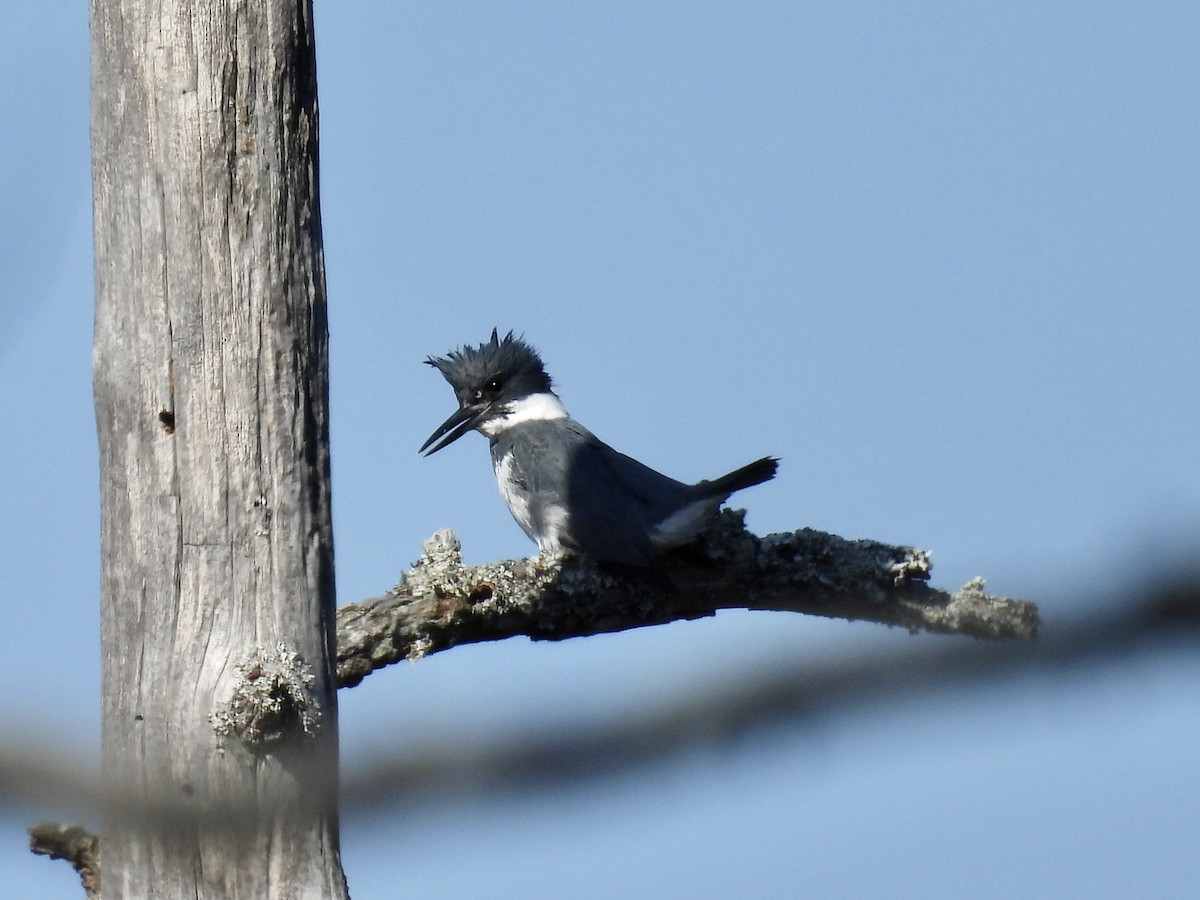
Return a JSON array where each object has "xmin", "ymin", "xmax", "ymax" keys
[{"xmin": 420, "ymin": 329, "xmax": 554, "ymax": 455}]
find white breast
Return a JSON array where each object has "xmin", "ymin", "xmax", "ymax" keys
[
  {"xmin": 494, "ymin": 448, "xmax": 572, "ymax": 556},
  {"xmin": 494, "ymin": 451, "xmax": 534, "ymax": 535}
]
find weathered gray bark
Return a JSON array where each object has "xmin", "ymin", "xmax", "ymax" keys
[{"xmin": 90, "ymin": 0, "xmax": 347, "ymax": 896}]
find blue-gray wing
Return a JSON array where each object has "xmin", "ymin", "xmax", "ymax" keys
[{"xmin": 494, "ymin": 420, "xmax": 692, "ymax": 565}]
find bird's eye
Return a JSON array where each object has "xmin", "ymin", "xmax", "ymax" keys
[{"xmin": 485, "ymin": 378, "xmax": 502, "ymax": 393}]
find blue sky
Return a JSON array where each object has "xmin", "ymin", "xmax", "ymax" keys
[{"xmin": 3, "ymin": 2, "xmax": 1198, "ymax": 897}]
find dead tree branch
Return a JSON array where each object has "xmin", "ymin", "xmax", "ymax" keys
[
  {"xmin": 336, "ymin": 510, "xmax": 1039, "ymax": 688},
  {"xmin": 29, "ymin": 822, "xmax": 101, "ymax": 900}
]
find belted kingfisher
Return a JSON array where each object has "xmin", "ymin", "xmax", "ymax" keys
[{"xmin": 420, "ymin": 330, "xmax": 778, "ymax": 566}]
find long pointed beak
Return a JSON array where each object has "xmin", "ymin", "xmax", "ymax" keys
[{"xmin": 420, "ymin": 403, "xmax": 489, "ymax": 455}]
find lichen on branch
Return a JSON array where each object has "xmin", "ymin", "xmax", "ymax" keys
[{"xmin": 336, "ymin": 510, "xmax": 1038, "ymax": 688}]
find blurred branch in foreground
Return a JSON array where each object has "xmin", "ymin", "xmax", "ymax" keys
[
  {"xmin": 338, "ymin": 579, "xmax": 1197, "ymax": 814},
  {"xmin": 337, "ymin": 512, "xmax": 1040, "ymax": 688},
  {"xmin": 20, "ymin": 581, "xmax": 1195, "ymax": 840}
]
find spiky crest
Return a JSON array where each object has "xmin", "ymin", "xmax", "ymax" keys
[{"xmin": 425, "ymin": 329, "xmax": 553, "ymax": 397}]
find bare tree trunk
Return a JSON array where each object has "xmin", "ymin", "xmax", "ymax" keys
[{"xmin": 90, "ymin": 0, "xmax": 347, "ymax": 895}]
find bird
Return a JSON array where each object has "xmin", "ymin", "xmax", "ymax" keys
[{"xmin": 420, "ymin": 329, "xmax": 778, "ymax": 566}]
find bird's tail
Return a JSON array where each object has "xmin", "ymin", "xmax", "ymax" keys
[{"xmin": 699, "ymin": 456, "xmax": 779, "ymax": 499}]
